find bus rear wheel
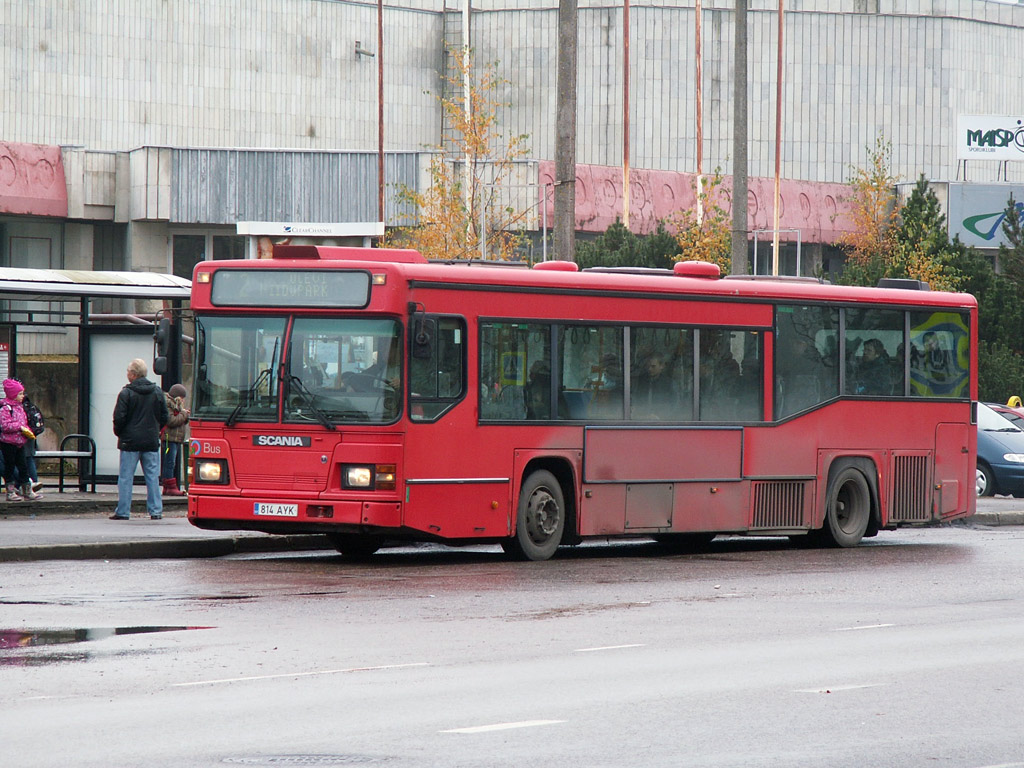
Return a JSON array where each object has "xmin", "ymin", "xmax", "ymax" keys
[
  {"xmin": 327, "ymin": 533, "xmax": 383, "ymax": 560},
  {"xmin": 502, "ymin": 470, "xmax": 565, "ymax": 561},
  {"xmin": 821, "ymin": 467, "xmax": 871, "ymax": 548}
]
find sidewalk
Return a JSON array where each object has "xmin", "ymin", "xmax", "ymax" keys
[
  {"xmin": 0, "ymin": 486, "xmax": 1019, "ymax": 563},
  {"xmin": 0, "ymin": 485, "xmax": 330, "ymax": 562}
]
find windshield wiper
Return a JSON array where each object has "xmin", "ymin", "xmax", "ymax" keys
[
  {"xmin": 287, "ymin": 375, "xmax": 336, "ymax": 430},
  {"xmin": 226, "ymin": 366, "xmax": 275, "ymax": 427},
  {"xmin": 226, "ymin": 337, "xmax": 280, "ymax": 427}
]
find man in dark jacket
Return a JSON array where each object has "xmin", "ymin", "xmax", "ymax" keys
[{"xmin": 110, "ymin": 358, "xmax": 169, "ymax": 520}]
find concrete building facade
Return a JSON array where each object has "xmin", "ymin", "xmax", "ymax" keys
[{"xmin": 2, "ymin": 0, "xmax": 1024, "ymax": 290}]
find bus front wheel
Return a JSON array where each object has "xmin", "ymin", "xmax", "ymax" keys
[
  {"xmin": 821, "ymin": 467, "xmax": 871, "ymax": 548},
  {"xmin": 502, "ymin": 470, "xmax": 565, "ymax": 561},
  {"xmin": 327, "ymin": 533, "xmax": 383, "ymax": 560}
]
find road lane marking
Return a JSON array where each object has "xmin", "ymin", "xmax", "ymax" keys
[
  {"xmin": 574, "ymin": 643, "xmax": 645, "ymax": 653},
  {"xmin": 441, "ymin": 720, "xmax": 565, "ymax": 734},
  {"xmin": 794, "ymin": 683, "xmax": 886, "ymax": 693},
  {"xmin": 834, "ymin": 623, "xmax": 895, "ymax": 631},
  {"xmin": 172, "ymin": 662, "xmax": 429, "ymax": 687}
]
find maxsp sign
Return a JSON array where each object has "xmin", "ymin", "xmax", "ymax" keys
[{"xmin": 957, "ymin": 115, "xmax": 1024, "ymax": 161}]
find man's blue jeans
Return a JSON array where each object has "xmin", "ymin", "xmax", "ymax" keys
[{"xmin": 114, "ymin": 450, "xmax": 162, "ymax": 518}]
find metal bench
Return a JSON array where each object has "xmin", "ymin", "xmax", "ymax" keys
[{"xmin": 34, "ymin": 433, "xmax": 97, "ymax": 493}]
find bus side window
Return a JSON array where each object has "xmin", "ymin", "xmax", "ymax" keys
[
  {"xmin": 479, "ymin": 322, "xmax": 551, "ymax": 421},
  {"xmin": 559, "ymin": 325, "xmax": 624, "ymax": 420},
  {"xmin": 775, "ymin": 305, "xmax": 838, "ymax": 419},
  {"xmin": 699, "ymin": 329, "xmax": 763, "ymax": 422},
  {"xmin": 908, "ymin": 311, "xmax": 970, "ymax": 398},
  {"xmin": 410, "ymin": 316, "xmax": 466, "ymax": 421}
]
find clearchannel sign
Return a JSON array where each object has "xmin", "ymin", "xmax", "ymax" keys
[{"xmin": 957, "ymin": 115, "xmax": 1024, "ymax": 161}]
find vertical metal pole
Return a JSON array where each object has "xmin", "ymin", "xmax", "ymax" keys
[
  {"xmin": 771, "ymin": 0, "xmax": 784, "ymax": 276},
  {"xmin": 542, "ymin": 182, "xmax": 549, "ymax": 261},
  {"xmin": 695, "ymin": 0, "xmax": 703, "ymax": 225},
  {"xmin": 730, "ymin": 0, "xmax": 749, "ymax": 274},
  {"xmin": 463, "ymin": 0, "xmax": 473, "ymax": 242},
  {"xmin": 377, "ymin": 0, "xmax": 385, "ymax": 228},
  {"xmin": 554, "ymin": 0, "xmax": 578, "ymax": 261},
  {"xmin": 623, "ymin": 0, "xmax": 630, "ymax": 228}
]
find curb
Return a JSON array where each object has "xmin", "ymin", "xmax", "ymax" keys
[
  {"xmin": 967, "ymin": 511, "xmax": 1024, "ymax": 527},
  {"xmin": 0, "ymin": 534, "xmax": 331, "ymax": 563}
]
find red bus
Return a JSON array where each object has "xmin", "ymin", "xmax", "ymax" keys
[{"xmin": 185, "ymin": 246, "xmax": 976, "ymax": 560}]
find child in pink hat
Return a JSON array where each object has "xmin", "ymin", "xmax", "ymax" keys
[{"xmin": 0, "ymin": 379, "xmax": 42, "ymax": 501}]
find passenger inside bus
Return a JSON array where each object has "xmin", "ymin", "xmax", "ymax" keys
[
  {"xmin": 776, "ymin": 332, "xmax": 825, "ymax": 415},
  {"xmin": 587, "ymin": 352, "xmax": 623, "ymax": 419},
  {"xmin": 631, "ymin": 353, "xmax": 681, "ymax": 420},
  {"xmin": 853, "ymin": 338, "xmax": 895, "ymax": 395}
]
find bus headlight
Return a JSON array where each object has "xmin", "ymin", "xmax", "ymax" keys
[
  {"xmin": 341, "ymin": 464, "xmax": 397, "ymax": 491},
  {"xmin": 343, "ymin": 466, "xmax": 373, "ymax": 488},
  {"xmin": 1004, "ymin": 454, "xmax": 1024, "ymax": 463},
  {"xmin": 195, "ymin": 459, "xmax": 229, "ymax": 484}
]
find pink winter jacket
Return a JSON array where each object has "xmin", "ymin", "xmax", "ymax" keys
[{"xmin": 0, "ymin": 399, "xmax": 29, "ymax": 447}]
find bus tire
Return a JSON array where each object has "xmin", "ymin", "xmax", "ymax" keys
[
  {"xmin": 327, "ymin": 533, "xmax": 383, "ymax": 560},
  {"xmin": 821, "ymin": 466, "xmax": 871, "ymax": 548},
  {"xmin": 502, "ymin": 470, "xmax": 565, "ymax": 561}
]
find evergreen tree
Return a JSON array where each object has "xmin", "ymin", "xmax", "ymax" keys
[
  {"xmin": 575, "ymin": 220, "xmax": 680, "ymax": 269},
  {"xmin": 890, "ymin": 175, "xmax": 958, "ymax": 291}
]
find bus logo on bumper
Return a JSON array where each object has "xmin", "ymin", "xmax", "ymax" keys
[{"xmin": 252, "ymin": 435, "xmax": 311, "ymax": 447}]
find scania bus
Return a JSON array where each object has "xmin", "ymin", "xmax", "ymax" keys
[{"xmin": 185, "ymin": 246, "xmax": 976, "ymax": 560}]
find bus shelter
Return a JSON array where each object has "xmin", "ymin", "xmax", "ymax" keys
[{"xmin": 0, "ymin": 268, "xmax": 191, "ymax": 487}]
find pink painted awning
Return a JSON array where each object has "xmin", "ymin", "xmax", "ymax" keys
[
  {"xmin": 0, "ymin": 142, "xmax": 67, "ymax": 218},
  {"xmin": 539, "ymin": 161, "xmax": 852, "ymax": 244}
]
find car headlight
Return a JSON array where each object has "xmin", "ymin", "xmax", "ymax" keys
[{"xmin": 1004, "ymin": 454, "xmax": 1024, "ymax": 463}]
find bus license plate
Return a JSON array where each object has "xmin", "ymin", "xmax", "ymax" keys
[{"xmin": 253, "ymin": 502, "xmax": 298, "ymax": 517}]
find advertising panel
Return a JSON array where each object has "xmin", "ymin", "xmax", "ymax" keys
[
  {"xmin": 957, "ymin": 115, "xmax": 1024, "ymax": 161},
  {"xmin": 946, "ymin": 183, "xmax": 1024, "ymax": 249}
]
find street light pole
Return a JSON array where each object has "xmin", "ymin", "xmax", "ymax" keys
[
  {"xmin": 771, "ymin": 0, "xmax": 784, "ymax": 276},
  {"xmin": 730, "ymin": 0, "xmax": 749, "ymax": 274},
  {"xmin": 553, "ymin": 0, "xmax": 577, "ymax": 261}
]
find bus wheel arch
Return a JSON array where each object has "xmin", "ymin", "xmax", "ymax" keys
[
  {"xmin": 503, "ymin": 460, "xmax": 576, "ymax": 561},
  {"xmin": 818, "ymin": 458, "xmax": 877, "ymax": 547}
]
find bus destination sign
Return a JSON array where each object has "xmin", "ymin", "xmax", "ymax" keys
[{"xmin": 211, "ymin": 269, "xmax": 370, "ymax": 308}]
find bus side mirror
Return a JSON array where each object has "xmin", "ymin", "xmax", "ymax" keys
[
  {"xmin": 153, "ymin": 317, "xmax": 172, "ymax": 375},
  {"xmin": 412, "ymin": 317, "xmax": 435, "ymax": 359}
]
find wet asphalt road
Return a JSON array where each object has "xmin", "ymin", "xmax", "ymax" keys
[{"xmin": 3, "ymin": 524, "xmax": 1024, "ymax": 768}]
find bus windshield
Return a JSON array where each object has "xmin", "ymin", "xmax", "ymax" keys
[
  {"xmin": 193, "ymin": 315, "xmax": 402, "ymax": 424},
  {"xmin": 286, "ymin": 317, "xmax": 401, "ymax": 424}
]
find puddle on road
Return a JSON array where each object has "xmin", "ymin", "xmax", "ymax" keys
[{"xmin": 0, "ymin": 625, "xmax": 211, "ymax": 651}]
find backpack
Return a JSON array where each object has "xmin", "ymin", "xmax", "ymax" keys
[{"xmin": 24, "ymin": 400, "xmax": 44, "ymax": 436}]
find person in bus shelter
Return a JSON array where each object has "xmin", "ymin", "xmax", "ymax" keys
[
  {"xmin": 631, "ymin": 353, "xmax": 680, "ymax": 419},
  {"xmin": 110, "ymin": 359, "xmax": 169, "ymax": 521},
  {"xmin": 854, "ymin": 338, "xmax": 895, "ymax": 395}
]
